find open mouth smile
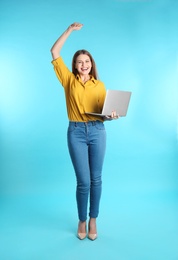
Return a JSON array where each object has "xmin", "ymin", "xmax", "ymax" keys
[{"xmin": 81, "ymin": 68, "xmax": 89, "ymax": 71}]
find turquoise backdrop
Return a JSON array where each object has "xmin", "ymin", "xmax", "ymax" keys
[{"xmin": 0, "ymin": 0, "xmax": 178, "ymax": 259}]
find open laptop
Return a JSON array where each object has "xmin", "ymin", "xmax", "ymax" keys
[{"xmin": 85, "ymin": 89, "xmax": 132, "ymax": 117}]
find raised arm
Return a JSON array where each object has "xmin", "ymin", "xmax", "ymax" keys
[{"xmin": 50, "ymin": 22, "xmax": 83, "ymax": 60}]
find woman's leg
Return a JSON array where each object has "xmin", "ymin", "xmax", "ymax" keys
[
  {"xmin": 88, "ymin": 121, "xmax": 106, "ymax": 219},
  {"xmin": 67, "ymin": 121, "xmax": 106, "ymax": 239},
  {"xmin": 67, "ymin": 122, "xmax": 90, "ymax": 222}
]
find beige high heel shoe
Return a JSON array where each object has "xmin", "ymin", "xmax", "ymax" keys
[
  {"xmin": 88, "ymin": 219, "xmax": 97, "ymax": 241},
  {"xmin": 88, "ymin": 232, "xmax": 97, "ymax": 241},
  {"xmin": 77, "ymin": 221, "xmax": 87, "ymax": 240}
]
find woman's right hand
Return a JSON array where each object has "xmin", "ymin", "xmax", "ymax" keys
[
  {"xmin": 69, "ymin": 22, "xmax": 83, "ymax": 31},
  {"xmin": 51, "ymin": 22, "xmax": 83, "ymax": 59}
]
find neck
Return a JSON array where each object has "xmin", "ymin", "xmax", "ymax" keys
[{"xmin": 80, "ymin": 74, "xmax": 90, "ymax": 83}]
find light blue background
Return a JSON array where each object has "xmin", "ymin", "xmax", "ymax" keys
[{"xmin": 0, "ymin": 0, "xmax": 178, "ymax": 259}]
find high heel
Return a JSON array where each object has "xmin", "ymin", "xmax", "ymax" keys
[
  {"xmin": 88, "ymin": 219, "xmax": 97, "ymax": 241},
  {"xmin": 77, "ymin": 221, "xmax": 87, "ymax": 240},
  {"xmin": 88, "ymin": 232, "xmax": 97, "ymax": 241},
  {"xmin": 78, "ymin": 232, "xmax": 87, "ymax": 240}
]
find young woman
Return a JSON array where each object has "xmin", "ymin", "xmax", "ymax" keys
[{"xmin": 50, "ymin": 22, "xmax": 118, "ymax": 241}]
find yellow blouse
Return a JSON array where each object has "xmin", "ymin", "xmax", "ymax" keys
[{"xmin": 51, "ymin": 57, "xmax": 106, "ymax": 122}]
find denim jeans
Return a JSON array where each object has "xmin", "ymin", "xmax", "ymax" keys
[{"xmin": 67, "ymin": 121, "xmax": 106, "ymax": 221}]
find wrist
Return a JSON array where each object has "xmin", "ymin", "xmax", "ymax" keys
[{"xmin": 67, "ymin": 25, "xmax": 74, "ymax": 33}]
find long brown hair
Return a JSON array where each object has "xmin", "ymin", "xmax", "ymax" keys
[{"xmin": 72, "ymin": 50, "xmax": 98, "ymax": 80}]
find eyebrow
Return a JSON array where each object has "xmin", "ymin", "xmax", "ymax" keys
[{"xmin": 77, "ymin": 59, "xmax": 90, "ymax": 62}]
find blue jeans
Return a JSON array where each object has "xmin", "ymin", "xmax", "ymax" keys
[{"xmin": 67, "ymin": 121, "xmax": 106, "ymax": 222}]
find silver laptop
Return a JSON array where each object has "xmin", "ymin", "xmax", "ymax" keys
[{"xmin": 85, "ymin": 89, "xmax": 132, "ymax": 117}]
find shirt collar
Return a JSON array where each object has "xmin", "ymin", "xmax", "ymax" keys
[{"xmin": 76, "ymin": 74, "xmax": 97, "ymax": 84}]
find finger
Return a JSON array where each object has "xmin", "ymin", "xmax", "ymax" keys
[{"xmin": 72, "ymin": 22, "xmax": 83, "ymax": 27}]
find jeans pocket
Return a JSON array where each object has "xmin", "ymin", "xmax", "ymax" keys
[
  {"xmin": 95, "ymin": 122, "xmax": 105, "ymax": 130},
  {"xmin": 68, "ymin": 124, "xmax": 76, "ymax": 132}
]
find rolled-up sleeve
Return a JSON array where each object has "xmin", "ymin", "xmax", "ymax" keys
[{"xmin": 51, "ymin": 57, "xmax": 73, "ymax": 88}]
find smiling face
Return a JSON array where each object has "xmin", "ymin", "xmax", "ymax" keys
[
  {"xmin": 72, "ymin": 50, "xmax": 98, "ymax": 79},
  {"xmin": 75, "ymin": 54, "xmax": 92, "ymax": 76}
]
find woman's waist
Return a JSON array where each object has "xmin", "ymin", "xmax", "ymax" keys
[{"xmin": 69, "ymin": 120, "xmax": 104, "ymax": 127}]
